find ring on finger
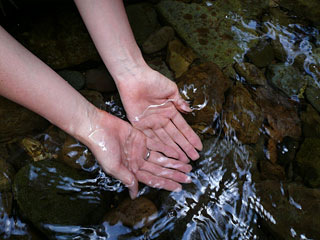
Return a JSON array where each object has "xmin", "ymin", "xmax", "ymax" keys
[{"xmin": 144, "ymin": 149, "xmax": 151, "ymax": 161}]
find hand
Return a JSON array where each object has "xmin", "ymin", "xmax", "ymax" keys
[
  {"xmin": 83, "ymin": 109, "xmax": 192, "ymax": 199},
  {"xmin": 116, "ymin": 66, "xmax": 203, "ymax": 163}
]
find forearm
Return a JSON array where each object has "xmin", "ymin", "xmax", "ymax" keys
[
  {"xmin": 74, "ymin": 0, "xmax": 148, "ymax": 84},
  {"xmin": 0, "ymin": 26, "xmax": 97, "ymax": 141}
]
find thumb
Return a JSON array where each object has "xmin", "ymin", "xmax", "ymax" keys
[{"xmin": 171, "ymin": 89, "xmax": 192, "ymax": 113}]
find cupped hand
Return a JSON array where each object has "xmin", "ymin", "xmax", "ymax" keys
[
  {"xmin": 84, "ymin": 109, "xmax": 192, "ymax": 199},
  {"xmin": 116, "ymin": 66, "xmax": 203, "ymax": 162}
]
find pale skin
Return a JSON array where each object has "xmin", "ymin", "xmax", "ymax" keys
[{"xmin": 0, "ymin": 0, "xmax": 202, "ymax": 199}]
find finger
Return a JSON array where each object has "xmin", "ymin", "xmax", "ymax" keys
[
  {"xmin": 140, "ymin": 160, "xmax": 191, "ymax": 183},
  {"xmin": 148, "ymin": 151, "xmax": 192, "ymax": 173},
  {"xmin": 154, "ymin": 128, "xmax": 189, "ymax": 163},
  {"xmin": 172, "ymin": 90, "xmax": 192, "ymax": 113},
  {"xmin": 146, "ymin": 134, "xmax": 179, "ymax": 159},
  {"xmin": 135, "ymin": 170, "xmax": 182, "ymax": 192},
  {"xmin": 172, "ymin": 113, "xmax": 203, "ymax": 151},
  {"xmin": 164, "ymin": 121, "xmax": 200, "ymax": 160}
]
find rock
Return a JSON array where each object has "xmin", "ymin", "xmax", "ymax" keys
[
  {"xmin": 13, "ymin": 5, "xmax": 100, "ymax": 70},
  {"xmin": 126, "ymin": 2, "xmax": 161, "ymax": 46},
  {"xmin": 277, "ymin": 137, "xmax": 299, "ymax": 169},
  {"xmin": 259, "ymin": 159, "xmax": 286, "ymax": 181},
  {"xmin": 79, "ymin": 90, "xmax": 105, "ymax": 109},
  {"xmin": 0, "ymin": 158, "xmax": 15, "ymax": 192},
  {"xmin": 41, "ymin": 125, "xmax": 66, "ymax": 155},
  {"xmin": 146, "ymin": 57, "xmax": 174, "ymax": 81},
  {"xmin": 0, "ymin": 96, "xmax": 49, "ymax": 143},
  {"xmin": 142, "ymin": 26, "xmax": 175, "ymax": 54},
  {"xmin": 85, "ymin": 67, "xmax": 117, "ymax": 93},
  {"xmin": 234, "ymin": 62, "xmax": 267, "ymax": 86},
  {"xmin": 255, "ymin": 180, "xmax": 320, "ymax": 240},
  {"xmin": 166, "ymin": 39, "xmax": 197, "ymax": 78},
  {"xmin": 59, "ymin": 135, "xmax": 96, "ymax": 171},
  {"xmin": 58, "ymin": 70, "xmax": 85, "ymax": 90},
  {"xmin": 224, "ymin": 83, "xmax": 263, "ymax": 144},
  {"xmin": 267, "ymin": 63, "xmax": 308, "ymax": 98},
  {"xmin": 253, "ymin": 86, "xmax": 301, "ymax": 142},
  {"xmin": 157, "ymin": 0, "xmax": 260, "ymax": 69},
  {"xmin": 0, "ymin": 192, "xmax": 13, "ymax": 219},
  {"xmin": 222, "ymin": 64, "xmax": 238, "ymax": 80},
  {"xmin": 246, "ymin": 41, "xmax": 275, "ymax": 68},
  {"xmin": 103, "ymin": 196, "xmax": 158, "ymax": 229},
  {"xmin": 306, "ymin": 78, "xmax": 320, "ymax": 113},
  {"xmin": 300, "ymin": 104, "xmax": 320, "ymax": 138},
  {"xmin": 20, "ymin": 137, "xmax": 57, "ymax": 162},
  {"xmin": 177, "ymin": 62, "xmax": 232, "ymax": 136},
  {"xmin": 296, "ymin": 138, "xmax": 320, "ymax": 188},
  {"xmin": 13, "ymin": 160, "xmax": 114, "ymax": 237}
]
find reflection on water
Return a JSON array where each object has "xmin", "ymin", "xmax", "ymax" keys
[{"xmin": 1, "ymin": 0, "xmax": 320, "ymax": 239}]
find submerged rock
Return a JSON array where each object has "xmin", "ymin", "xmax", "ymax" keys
[
  {"xmin": 0, "ymin": 192, "xmax": 13, "ymax": 218},
  {"xmin": 85, "ymin": 67, "xmax": 117, "ymax": 93},
  {"xmin": 224, "ymin": 83, "xmax": 263, "ymax": 144},
  {"xmin": 0, "ymin": 158, "xmax": 15, "ymax": 192},
  {"xmin": 246, "ymin": 41, "xmax": 275, "ymax": 68},
  {"xmin": 20, "ymin": 137, "xmax": 57, "ymax": 162},
  {"xmin": 0, "ymin": 97, "xmax": 49, "ymax": 143},
  {"xmin": 13, "ymin": 160, "xmax": 113, "ymax": 237},
  {"xmin": 177, "ymin": 62, "xmax": 232, "ymax": 136},
  {"xmin": 234, "ymin": 62, "xmax": 267, "ymax": 86},
  {"xmin": 300, "ymin": 104, "xmax": 320, "ymax": 138},
  {"xmin": 305, "ymin": 77, "xmax": 320, "ymax": 113},
  {"xmin": 142, "ymin": 26, "xmax": 175, "ymax": 54},
  {"xmin": 296, "ymin": 138, "xmax": 320, "ymax": 188},
  {"xmin": 58, "ymin": 70, "xmax": 85, "ymax": 91}
]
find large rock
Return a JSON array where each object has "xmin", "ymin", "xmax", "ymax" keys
[
  {"xmin": 0, "ymin": 97, "xmax": 49, "ymax": 143},
  {"xmin": 177, "ymin": 62, "xmax": 232, "ymax": 136},
  {"xmin": 246, "ymin": 40, "xmax": 275, "ymax": 68},
  {"xmin": 296, "ymin": 138, "xmax": 320, "ymax": 188},
  {"xmin": 13, "ymin": 160, "xmax": 114, "ymax": 238},
  {"xmin": 13, "ymin": 5, "xmax": 100, "ymax": 70},
  {"xmin": 300, "ymin": 104, "xmax": 320, "ymax": 138},
  {"xmin": 157, "ymin": 0, "xmax": 260, "ymax": 69},
  {"xmin": 234, "ymin": 62, "xmax": 267, "ymax": 86},
  {"xmin": 306, "ymin": 74, "xmax": 320, "ymax": 113}
]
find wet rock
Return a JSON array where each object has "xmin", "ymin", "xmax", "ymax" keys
[
  {"xmin": 224, "ymin": 83, "xmax": 263, "ymax": 144},
  {"xmin": 85, "ymin": 67, "xmax": 117, "ymax": 93},
  {"xmin": 246, "ymin": 41, "xmax": 275, "ymax": 68},
  {"xmin": 14, "ymin": 6, "xmax": 100, "ymax": 70},
  {"xmin": 41, "ymin": 125, "xmax": 66, "ymax": 155},
  {"xmin": 142, "ymin": 26, "xmax": 175, "ymax": 54},
  {"xmin": 157, "ymin": 0, "xmax": 259, "ymax": 69},
  {"xmin": 126, "ymin": 2, "xmax": 160, "ymax": 46},
  {"xmin": 103, "ymin": 196, "xmax": 158, "ymax": 229},
  {"xmin": 277, "ymin": 137, "xmax": 299, "ymax": 170},
  {"xmin": 296, "ymin": 138, "xmax": 320, "ymax": 188},
  {"xmin": 0, "ymin": 96, "xmax": 49, "ymax": 143},
  {"xmin": 0, "ymin": 192, "xmax": 13, "ymax": 218},
  {"xmin": 234, "ymin": 62, "xmax": 267, "ymax": 86},
  {"xmin": 13, "ymin": 160, "xmax": 113, "ymax": 237},
  {"xmin": 262, "ymin": 7, "xmax": 292, "ymax": 27},
  {"xmin": 58, "ymin": 70, "xmax": 85, "ymax": 91},
  {"xmin": 253, "ymin": 86, "xmax": 301, "ymax": 142},
  {"xmin": 305, "ymin": 77, "xmax": 320, "ymax": 113},
  {"xmin": 177, "ymin": 62, "xmax": 232, "ymax": 136},
  {"xmin": 222, "ymin": 64, "xmax": 238, "ymax": 80},
  {"xmin": 259, "ymin": 159, "xmax": 286, "ymax": 181},
  {"xmin": 300, "ymin": 104, "xmax": 320, "ymax": 138},
  {"xmin": 267, "ymin": 63, "xmax": 308, "ymax": 98},
  {"xmin": 166, "ymin": 39, "xmax": 197, "ymax": 78},
  {"xmin": 79, "ymin": 90, "xmax": 105, "ymax": 109},
  {"xmin": 59, "ymin": 135, "xmax": 96, "ymax": 171},
  {"xmin": 256, "ymin": 180, "xmax": 320, "ymax": 240},
  {"xmin": 146, "ymin": 57, "xmax": 174, "ymax": 81},
  {"xmin": 0, "ymin": 158, "xmax": 15, "ymax": 192}
]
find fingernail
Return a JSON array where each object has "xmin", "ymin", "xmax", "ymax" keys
[
  {"xmin": 186, "ymin": 176, "xmax": 192, "ymax": 183},
  {"xmin": 129, "ymin": 189, "xmax": 136, "ymax": 199},
  {"xmin": 181, "ymin": 104, "xmax": 192, "ymax": 112}
]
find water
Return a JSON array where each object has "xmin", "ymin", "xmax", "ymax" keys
[{"xmin": 1, "ymin": 0, "xmax": 320, "ymax": 239}]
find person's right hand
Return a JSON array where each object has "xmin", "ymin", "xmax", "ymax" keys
[{"xmin": 82, "ymin": 109, "xmax": 192, "ymax": 199}]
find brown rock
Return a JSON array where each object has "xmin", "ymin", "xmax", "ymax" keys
[
  {"xmin": 85, "ymin": 67, "xmax": 117, "ymax": 93},
  {"xmin": 142, "ymin": 26, "xmax": 175, "ymax": 54},
  {"xmin": 259, "ymin": 159, "xmax": 286, "ymax": 181},
  {"xmin": 224, "ymin": 83, "xmax": 263, "ymax": 144},
  {"xmin": 177, "ymin": 62, "xmax": 232, "ymax": 136},
  {"xmin": 300, "ymin": 104, "xmax": 320, "ymax": 138},
  {"xmin": 103, "ymin": 197, "xmax": 158, "ymax": 229},
  {"xmin": 234, "ymin": 62, "xmax": 267, "ymax": 86},
  {"xmin": 167, "ymin": 39, "xmax": 197, "ymax": 78},
  {"xmin": 0, "ymin": 96, "xmax": 49, "ymax": 143}
]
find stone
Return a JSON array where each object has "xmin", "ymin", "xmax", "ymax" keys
[
  {"xmin": 85, "ymin": 67, "xmax": 117, "ymax": 93},
  {"xmin": 222, "ymin": 64, "xmax": 238, "ymax": 80},
  {"xmin": 157, "ymin": 0, "xmax": 260, "ymax": 69},
  {"xmin": 126, "ymin": 2, "xmax": 161, "ymax": 46},
  {"xmin": 146, "ymin": 57, "xmax": 174, "ymax": 81},
  {"xmin": 277, "ymin": 137, "xmax": 299, "ymax": 169},
  {"xmin": 0, "ymin": 96, "xmax": 49, "ymax": 143},
  {"xmin": 224, "ymin": 83, "xmax": 264, "ymax": 144},
  {"xmin": 59, "ymin": 135, "xmax": 96, "ymax": 171},
  {"xmin": 13, "ymin": 160, "xmax": 114, "ymax": 237},
  {"xmin": 58, "ymin": 70, "xmax": 85, "ymax": 91},
  {"xmin": 13, "ymin": 5, "xmax": 100, "ymax": 70},
  {"xmin": 41, "ymin": 125, "xmax": 66, "ymax": 155},
  {"xmin": 177, "ymin": 62, "xmax": 232, "ymax": 136},
  {"xmin": 0, "ymin": 158, "xmax": 15, "ymax": 192},
  {"xmin": 20, "ymin": 137, "xmax": 57, "ymax": 162},
  {"xmin": 166, "ymin": 39, "xmax": 197, "ymax": 78},
  {"xmin": 102, "ymin": 196, "xmax": 158, "ymax": 229},
  {"xmin": 0, "ymin": 192, "xmax": 13, "ymax": 218},
  {"xmin": 296, "ymin": 138, "xmax": 320, "ymax": 188},
  {"xmin": 259, "ymin": 159, "xmax": 286, "ymax": 181},
  {"xmin": 246, "ymin": 41, "xmax": 275, "ymax": 68},
  {"xmin": 306, "ymin": 80, "xmax": 320, "ymax": 114},
  {"xmin": 300, "ymin": 104, "xmax": 320, "ymax": 138},
  {"xmin": 267, "ymin": 63, "xmax": 308, "ymax": 98},
  {"xmin": 142, "ymin": 26, "xmax": 175, "ymax": 54},
  {"xmin": 79, "ymin": 90, "xmax": 105, "ymax": 109},
  {"xmin": 234, "ymin": 62, "xmax": 267, "ymax": 86}
]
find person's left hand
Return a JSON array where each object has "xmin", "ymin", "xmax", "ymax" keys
[{"xmin": 116, "ymin": 66, "xmax": 203, "ymax": 163}]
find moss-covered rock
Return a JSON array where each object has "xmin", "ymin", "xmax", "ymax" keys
[
  {"xmin": 246, "ymin": 41, "xmax": 275, "ymax": 68},
  {"xmin": 296, "ymin": 138, "xmax": 320, "ymax": 188}
]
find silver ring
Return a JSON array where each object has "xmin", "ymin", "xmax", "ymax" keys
[{"xmin": 144, "ymin": 150, "xmax": 151, "ymax": 160}]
